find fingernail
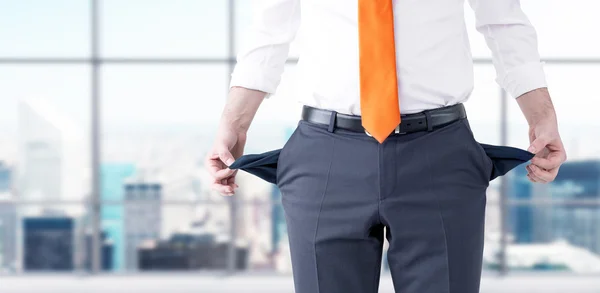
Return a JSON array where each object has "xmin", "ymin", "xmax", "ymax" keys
[
  {"xmin": 226, "ymin": 158, "xmax": 234, "ymax": 166},
  {"xmin": 528, "ymin": 146, "xmax": 536, "ymax": 153}
]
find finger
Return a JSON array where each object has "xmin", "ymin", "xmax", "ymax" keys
[
  {"xmin": 527, "ymin": 165, "xmax": 553, "ymax": 183},
  {"xmin": 220, "ymin": 178, "xmax": 237, "ymax": 189},
  {"xmin": 227, "ymin": 176, "xmax": 236, "ymax": 186},
  {"xmin": 212, "ymin": 183, "xmax": 234, "ymax": 196},
  {"xmin": 528, "ymin": 136, "xmax": 551, "ymax": 154},
  {"xmin": 531, "ymin": 153, "xmax": 564, "ymax": 170},
  {"xmin": 526, "ymin": 172, "xmax": 542, "ymax": 183},
  {"xmin": 212, "ymin": 183, "xmax": 233, "ymax": 194},
  {"xmin": 218, "ymin": 150, "xmax": 236, "ymax": 167},
  {"xmin": 214, "ymin": 168, "xmax": 236, "ymax": 180},
  {"xmin": 526, "ymin": 167, "xmax": 545, "ymax": 183},
  {"xmin": 205, "ymin": 156, "xmax": 225, "ymax": 177},
  {"xmin": 526, "ymin": 165, "xmax": 545, "ymax": 183},
  {"xmin": 227, "ymin": 177, "xmax": 240, "ymax": 189}
]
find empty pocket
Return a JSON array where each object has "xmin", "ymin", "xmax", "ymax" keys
[
  {"xmin": 228, "ymin": 149, "xmax": 282, "ymax": 184},
  {"xmin": 480, "ymin": 144, "xmax": 534, "ymax": 181}
]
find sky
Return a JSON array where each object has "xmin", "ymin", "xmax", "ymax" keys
[{"xmin": 0, "ymin": 0, "xmax": 599, "ymax": 156}]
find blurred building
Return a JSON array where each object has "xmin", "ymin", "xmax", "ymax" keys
[
  {"xmin": 138, "ymin": 233, "xmax": 248, "ymax": 271},
  {"xmin": 0, "ymin": 192, "xmax": 17, "ymax": 271},
  {"xmin": 509, "ymin": 166, "xmax": 540, "ymax": 243},
  {"xmin": 17, "ymin": 99, "xmax": 87, "ymax": 213},
  {"xmin": 124, "ymin": 177, "xmax": 162, "ymax": 270},
  {"xmin": 270, "ymin": 127, "xmax": 294, "ymax": 255},
  {"xmin": 510, "ymin": 161, "xmax": 600, "ymax": 257},
  {"xmin": 271, "ymin": 186, "xmax": 285, "ymax": 254},
  {"xmin": 23, "ymin": 217, "xmax": 74, "ymax": 271},
  {"xmin": 83, "ymin": 231, "xmax": 114, "ymax": 271},
  {"xmin": 0, "ymin": 161, "xmax": 11, "ymax": 192},
  {"xmin": 483, "ymin": 240, "xmax": 600, "ymax": 273},
  {"xmin": 101, "ymin": 163, "xmax": 136, "ymax": 271}
]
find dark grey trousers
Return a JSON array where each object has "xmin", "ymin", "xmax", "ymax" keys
[{"xmin": 276, "ymin": 118, "xmax": 493, "ymax": 293}]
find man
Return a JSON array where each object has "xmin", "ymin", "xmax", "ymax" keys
[{"xmin": 206, "ymin": 0, "xmax": 567, "ymax": 292}]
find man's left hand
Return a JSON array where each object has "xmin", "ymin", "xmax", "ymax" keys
[
  {"xmin": 526, "ymin": 116, "xmax": 567, "ymax": 183},
  {"xmin": 517, "ymin": 88, "xmax": 567, "ymax": 183}
]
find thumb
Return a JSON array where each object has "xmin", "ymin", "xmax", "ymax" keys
[
  {"xmin": 218, "ymin": 149, "xmax": 236, "ymax": 167},
  {"xmin": 528, "ymin": 136, "xmax": 550, "ymax": 154}
]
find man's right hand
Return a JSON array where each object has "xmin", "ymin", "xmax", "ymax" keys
[
  {"xmin": 205, "ymin": 86, "xmax": 266, "ymax": 196},
  {"xmin": 205, "ymin": 124, "xmax": 247, "ymax": 196}
]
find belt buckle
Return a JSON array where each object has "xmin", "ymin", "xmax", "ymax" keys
[{"xmin": 395, "ymin": 125, "xmax": 406, "ymax": 135}]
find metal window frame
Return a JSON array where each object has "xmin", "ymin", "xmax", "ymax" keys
[{"xmin": 1, "ymin": 0, "xmax": 600, "ymax": 276}]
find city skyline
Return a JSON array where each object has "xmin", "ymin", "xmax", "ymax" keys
[{"xmin": 1, "ymin": 0, "xmax": 599, "ymax": 276}]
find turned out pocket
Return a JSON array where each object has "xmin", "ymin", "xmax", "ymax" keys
[
  {"xmin": 478, "ymin": 143, "xmax": 535, "ymax": 181},
  {"xmin": 228, "ymin": 149, "xmax": 281, "ymax": 184}
]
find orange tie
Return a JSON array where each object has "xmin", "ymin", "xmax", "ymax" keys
[{"xmin": 358, "ymin": 0, "xmax": 400, "ymax": 144}]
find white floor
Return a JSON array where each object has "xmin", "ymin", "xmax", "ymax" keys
[{"xmin": 1, "ymin": 274, "xmax": 599, "ymax": 293}]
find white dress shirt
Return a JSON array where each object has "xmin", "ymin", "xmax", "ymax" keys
[{"xmin": 230, "ymin": 0, "xmax": 547, "ymax": 115}]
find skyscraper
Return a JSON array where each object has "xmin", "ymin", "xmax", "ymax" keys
[
  {"xmin": 23, "ymin": 217, "xmax": 74, "ymax": 271},
  {"xmin": 0, "ymin": 161, "xmax": 11, "ymax": 192},
  {"xmin": 101, "ymin": 163, "xmax": 136, "ymax": 271},
  {"xmin": 83, "ymin": 231, "xmax": 114, "ymax": 271},
  {"xmin": 271, "ymin": 186, "xmax": 285, "ymax": 254},
  {"xmin": 509, "ymin": 166, "xmax": 536, "ymax": 243},
  {"xmin": 124, "ymin": 177, "xmax": 162, "ymax": 270},
  {"xmin": 509, "ymin": 161, "xmax": 600, "ymax": 255},
  {"xmin": 0, "ymin": 192, "xmax": 17, "ymax": 271},
  {"xmin": 17, "ymin": 99, "xmax": 87, "ymax": 212},
  {"xmin": 550, "ymin": 161, "xmax": 600, "ymax": 254}
]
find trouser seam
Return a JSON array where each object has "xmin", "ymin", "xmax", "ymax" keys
[
  {"xmin": 312, "ymin": 137, "xmax": 336, "ymax": 293},
  {"xmin": 424, "ymin": 147, "xmax": 452, "ymax": 293}
]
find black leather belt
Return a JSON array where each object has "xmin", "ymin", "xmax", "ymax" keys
[{"xmin": 301, "ymin": 103, "xmax": 467, "ymax": 136}]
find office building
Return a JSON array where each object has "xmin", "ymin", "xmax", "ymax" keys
[
  {"xmin": 83, "ymin": 231, "xmax": 114, "ymax": 271},
  {"xmin": 271, "ymin": 186, "xmax": 285, "ymax": 254},
  {"xmin": 124, "ymin": 177, "xmax": 162, "ymax": 270},
  {"xmin": 509, "ymin": 161, "xmax": 600, "ymax": 256},
  {"xmin": 0, "ymin": 161, "xmax": 11, "ymax": 192},
  {"xmin": 550, "ymin": 161, "xmax": 600, "ymax": 254},
  {"xmin": 510, "ymin": 166, "xmax": 536, "ymax": 243},
  {"xmin": 0, "ymin": 193, "xmax": 17, "ymax": 271},
  {"xmin": 138, "ymin": 233, "xmax": 248, "ymax": 271},
  {"xmin": 23, "ymin": 217, "xmax": 74, "ymax": 271},
  {"xmin": 17, "ymin": 100, "xmax": 87, "ymax": 214},
  {"xmin": 101, "ymin": 163, "xmax": 136, "ymax": 271}
]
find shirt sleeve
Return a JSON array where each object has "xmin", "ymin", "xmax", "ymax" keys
[
  {"xmin": 468, "ymin": 0, "xmax": 547, "ymax": 98},
  {"xmin": 229, "ymin": 0, "xmax": 301, "ymax": 97}
]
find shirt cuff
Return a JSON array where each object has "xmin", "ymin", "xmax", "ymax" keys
[
  {"xmin": 497, "ymin": 62, "xmax": 548, "ymax": 98},
  {"xmin": 229, "ymin": 64, "xmax": 281, "ymax": 98}
]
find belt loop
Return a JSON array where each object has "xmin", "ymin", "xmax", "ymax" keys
[
  {"xmin": 425, "ymin": 111, "xmax": 433, "ymax": 132},
  {"xmin": 327, "ymin": 111, "xmax": 337, "ymax": 133}
]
